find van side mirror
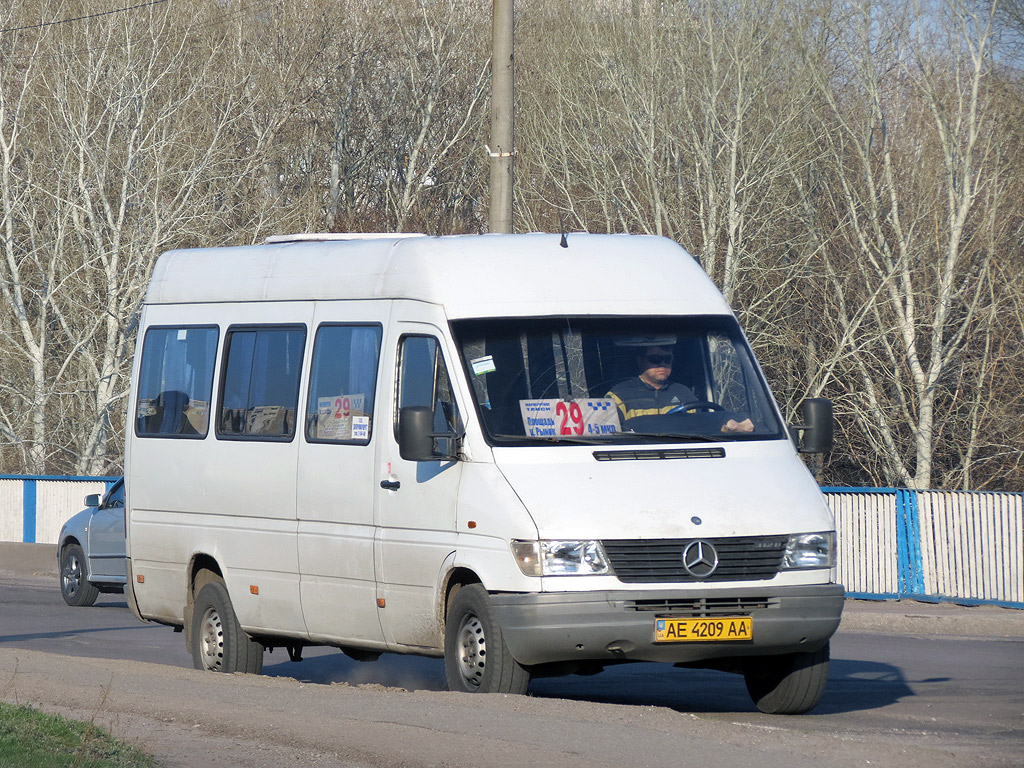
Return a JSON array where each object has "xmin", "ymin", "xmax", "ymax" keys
[
  {"xmin": 793, "ymin": 398, "xmax": 834, "ymax": 454},
  {"xmin": 84, "ymin": 493, "xmax": 101, "ymax": 508},
  {"xmin": 398, "ymin": 405, "xmax": 461, "ymax": 462}
]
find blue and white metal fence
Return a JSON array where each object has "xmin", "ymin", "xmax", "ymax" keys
[
  {"xmin": 1, "ymin": 476, "xmax": 1021, "ymax": 607},
  {"xmin": 0, "ymin": 475, "xmax": 118, "ymax": 546},
  {"xmin": 824, "ymin": 487, "xmax": 1023, "ymax": 608}
]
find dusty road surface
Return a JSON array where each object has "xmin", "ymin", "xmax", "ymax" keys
[
  {"xmin": 0, "ymin": 642, "xmax": 1018, "ymax": 768},
  {"xmin": 2, "ymin": 561, "xmax": 1022, "ymax": 768}
]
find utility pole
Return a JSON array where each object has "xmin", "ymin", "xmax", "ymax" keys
[{"xmin": 489, "ymin": 0, "xmax": 514, "ymax": 234}]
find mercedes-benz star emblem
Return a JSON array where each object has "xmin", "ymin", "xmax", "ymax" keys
[{"xmin": 681, "ymin": 540, "xmax": 719, "ymax": 578}]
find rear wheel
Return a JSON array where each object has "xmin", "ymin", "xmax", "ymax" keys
[
  {"xmin": 444, "ymin": 584, "xmax": 529, "ymax": 694},
  {"xmin": 60, "ymin": 544, "xmax": 99, "ymax": 607},
  {"xmin": 191, "ymin": 579, "xmax": 263, "ymax": 674},
  {"xmin": 744, "ymin": 642, "xmax": 830, "ymax": 714}
]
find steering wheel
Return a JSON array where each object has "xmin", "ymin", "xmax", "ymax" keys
[{"xmin": 667, "ymin": 400, "xmax": 725, "ymax": 414}]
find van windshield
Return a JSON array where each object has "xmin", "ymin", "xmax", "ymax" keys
[{"xmin": 451, "ymin": 316, "xmax": 784, "ymax": 446}]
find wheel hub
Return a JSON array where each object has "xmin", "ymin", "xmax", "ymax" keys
[
  {"xmin": 456, "ymin": 615, "xmax": 487, "ymax": 688},
  {"xmin": 198, "ymin": 607, "xmax": 225, "ymax": 671},
  {"xmin": 62, "ymin": 555, "xmax": 82, "ymax": 597}
]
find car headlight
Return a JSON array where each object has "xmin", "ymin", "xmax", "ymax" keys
[
  {"xmin": 511, "ymin": 539, "xmax": 611, "ymax": 576},
  {"xmin": 782, "ymin": 532, "xmax": 835, "ymax": 569}
]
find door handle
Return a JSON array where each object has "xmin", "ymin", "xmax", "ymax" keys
[{"xmin": 380, "ymin": 480, "xmax": 401, "ymax": 491}]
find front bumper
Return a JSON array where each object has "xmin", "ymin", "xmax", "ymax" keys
[{"xmin": 489, "ymin": 583, "xmax": 844, "ymax": 666}]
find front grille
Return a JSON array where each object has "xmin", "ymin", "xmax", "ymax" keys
[
  {"xmin": 602, "ymin": 536, "xmax": 787, "ymax": 583},
  {"xmin": 626, "ymin": 596, "xmax": 778, "ymax": 616}
]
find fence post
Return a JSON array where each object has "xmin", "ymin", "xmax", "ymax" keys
[
  {"xmin": 22, "ymin": 478, "xmax": 37, "ymax": 544},
  {"xmin": 896, "ymin": 489, "xmax": 925, "ymax": 597}
]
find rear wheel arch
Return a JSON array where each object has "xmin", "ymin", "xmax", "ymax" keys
[
  {"xmin": 190, "ymin": 577, "xmax": 263, "ymax": 675},
  {"xmin": 183, "ymin": 555, "xmax": 224, "ymax": 652},
  {"xmin": 190, "ymin": 558, "xmax": 223, "ymax": 594}
]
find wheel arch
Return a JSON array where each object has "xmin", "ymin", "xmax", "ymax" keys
[
  {"xmin": 58, "ymin": 537, "xmax": 92, "ymax": 578},
  {"xmin": 58, "ymin": 535, "xmax": 83, "ymax": 562},
  {"xmin": 440, "ymin": 566, "xmax": 482, "ymax": 630},
  {"xmin": 57, "ymin": 533, "xmax": 89, "ymax": 572},
  {"xmin": 183, "ymin": 553, "xmax": 224, "ymax": 652}
]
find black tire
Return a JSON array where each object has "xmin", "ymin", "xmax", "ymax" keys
[
  {"xmin": 444, "ymin": 584, "xmax": 529, "ymax": 694},
  {"xmin": 744, "ymin": 641, "xmax": 830, "ymax": 714},
  {"xmin": 191, "ymin": 579, "xmax": 263, "ymax": 674},
  {"xmin": 59, "ymin": 544, "xmax": 99, "ymax": 607}
]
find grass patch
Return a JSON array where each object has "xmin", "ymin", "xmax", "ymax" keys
[{"xmin": 0, "ymin": 701, "xmax": 154, "ymax": 767}]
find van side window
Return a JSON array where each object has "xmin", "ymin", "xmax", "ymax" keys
[
  {"xmin": 135, "ymin": 326, "xmax": 218, "ymax": 438},
  {"xmin": 395, "ymin": 335, "xmax": 461, "ymax": 438},
  {"xmin": 306, "ymin": 324, "xmax": 382, "ymax": 444},
  {"xmin": 218, "ymin": 326, "xmax": 306, "ymax": 440}
]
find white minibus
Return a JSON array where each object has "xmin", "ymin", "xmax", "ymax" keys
[{"xmin": 124, "ymin": 232, "xmax": 842, "ymax": 714}]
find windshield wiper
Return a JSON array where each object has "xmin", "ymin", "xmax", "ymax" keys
[
  {"xmin": 489, "ymin": 432, "xmax": 723, "ymax": 444},
  {"xmin": 490, "ymin": 433, "xmax": 610, "ymax": 445},
  {"xmin": 617, "ymin": 431, "xmax": 721, "ymax": 443}
]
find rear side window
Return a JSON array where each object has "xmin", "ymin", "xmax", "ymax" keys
[
  {"xmin": 135, "ymin": 326, "xmax": 218, "ymax": 438},
  {"xmin": 218, "ymin": 326, "xmax": 306, "ymax": 440},
  {"xmin": 306, "ymin": 324, "xmax": 382, "ymax": 444}
]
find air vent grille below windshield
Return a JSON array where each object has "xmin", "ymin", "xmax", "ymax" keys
[{"xmin": 593, "ymin": 447, "xmax": 726, "ymax": 461}]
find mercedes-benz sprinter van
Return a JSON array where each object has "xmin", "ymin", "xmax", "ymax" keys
[{"xmin": 124, "ymin": 232, "xmax": 842, "ymax": 714}]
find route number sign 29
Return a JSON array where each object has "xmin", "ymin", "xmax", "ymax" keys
[{"xmin": 519, "ymin": 398, "xmax": 620, "ymax": 438}]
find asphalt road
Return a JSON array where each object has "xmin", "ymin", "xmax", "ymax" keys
[{"xmin": 1, "ymin": 572, "xmax": 1022, "ymax": 767}]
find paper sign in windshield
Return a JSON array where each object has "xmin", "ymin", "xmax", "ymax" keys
[
  {"xmin": 519, "ymin": 398, "xmax": 620, "ymax": 438},
  {"xmin": 317, "ymin": 394, "xmax": 367, "ymax": 440}
]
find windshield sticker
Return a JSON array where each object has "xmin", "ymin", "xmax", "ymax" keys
[
  {"xmin": 519, "ymin": 398, "xmax": 620, "ymax": 438},
  {"xmin": 470, "ymin": 355, "xmax": 497, "ymax": 375}
]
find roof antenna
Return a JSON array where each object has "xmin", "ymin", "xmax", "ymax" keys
[{"xmin": 559, "ymin": 215, "xmax": 568, "ymax": 248}]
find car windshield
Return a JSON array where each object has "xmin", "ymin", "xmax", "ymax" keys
[{"xmin": 451, "ymin": 316, "xmax": 784, "ymax": 446}]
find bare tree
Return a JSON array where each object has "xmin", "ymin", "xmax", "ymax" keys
[
  {"xmin": 1, "ymin": 1, "xmax": 280, "ymax": 473},
  {"xmin": 0, "ymin": 22, "xmax": 51, "ymax": 473},
  {"xmin": 1, "ymin": 0, "xmax": 1021, "ymax": 490},
  {"xmin": 800, "ymin": 0, "xmax": 1007, "ymax": 488}
]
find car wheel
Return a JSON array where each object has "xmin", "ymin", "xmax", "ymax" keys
[
  {"xmin": 744, "ymin": 641, "xmax": 830, "ymax": 714},
  {"xmin": 60, "ymin": 544, "xmax": 99, "ymax": 607},
  {"xmin": 444, "ymin": 584, "xmax": 529, "ymax": 694},
  {"xmin": 190, "ymin": 579, "xmax": 263, "ymax": 674}
]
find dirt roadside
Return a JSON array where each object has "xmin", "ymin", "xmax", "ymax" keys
[{"xmin": 2, "ymin": 642, "xmax": 1019, "ymax": 768}]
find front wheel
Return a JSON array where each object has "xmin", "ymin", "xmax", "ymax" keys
[
  {"xmin": 743, "ymin": 642, "xmax": 830, "ymax": 714},
  {"xmin": 60, "ymin": 544, "xmax": 99, "ymax": 607},
  {"xmin": 444, "ymin": 584, "xmax": 529, "ymax": 694},
  {"xmin": 191, "ymin": 579, "xmax": 263, "ymax": 674}
]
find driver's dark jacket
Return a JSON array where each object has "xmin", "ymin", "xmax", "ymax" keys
[{"xmin": 606, "ymin": 377, "xmax": 696, "ymax": 423}]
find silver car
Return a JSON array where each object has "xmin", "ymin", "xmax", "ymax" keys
[{"xmin": 57, "ymin": 477, "xmax": 126, "ymax": 606}]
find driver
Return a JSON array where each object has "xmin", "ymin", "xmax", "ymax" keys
[{"xmin": 606, "ymin": 344, "xmax": 754, "ymax": 433}]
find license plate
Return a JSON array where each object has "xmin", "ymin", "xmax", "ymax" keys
[{"xmin": 654, "ymin": 616, "xmax": 753, "ymax": 643}]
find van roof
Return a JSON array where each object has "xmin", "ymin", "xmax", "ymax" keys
[{"xmin": 145, "ymin": 233, "xmax": 732, "ymax": 319}]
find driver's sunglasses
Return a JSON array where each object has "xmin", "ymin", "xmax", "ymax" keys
[{"xmin": 645, "ymin": 354, "xmax": 673, "ymax": 365}]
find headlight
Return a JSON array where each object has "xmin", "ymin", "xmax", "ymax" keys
[
  {"xmin": 782, "ymin": 532, "xmax": 835, "ymax": 569},
  {"xmin": 511, "ymin": 540, "xmax": 611, "ymax": 576}
]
